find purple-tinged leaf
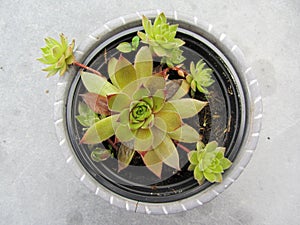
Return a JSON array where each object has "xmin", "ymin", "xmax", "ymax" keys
[
  {"xmin": 81, "ymin": 93, "xmax": 110, "ymax": 115},
  {"xmin": 118, "ymin": 144, "xmax": 135, "ymax": 172}
]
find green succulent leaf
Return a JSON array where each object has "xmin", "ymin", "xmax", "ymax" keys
[
  {"xmin": 141, "ymin": 150, "xmax": 163, "ymax": 178},
  {"xmin": 190, "ymin": 61, "xmax": 196, "ymax": 75},
  {"xmin": 116, "ymin": 42, "xmax": 133, "ymax": 53},
  {"xmin": 80, "ymin": 115, "xmax": 118, "ymax": 144},
  {"xmin": 133, "ymin": 86, "xmax": 151, "ymax": 101},
  {"xmin": 142, "ymin": 15, "xmax": 152, "ymax": 36},
  {"xmin": 116, "ymin": 36, "xmax": 140, "ymax": 53},
  {"xmin": 120, "ymin": 77, "xmax": 140, "ymax": 97},
  {"xmin": 186, "ymin": 74, "xmax": 193, "ymax": 84},
  {"xmin": 214, "ymin": 165, "xmax": 224, "ymax": 173},
  {"xmin": 141, "ymin": 96, "xmax": 154, "ymax": 109},
  {"xmin": 38, "ymin": 57, "xmax": 52, "ymax": 65},
  {"xmin": 78, "ymin": 101, "xmax": 88, "ymax": 115},
  {"xmin": 129, "ymin": 120, "xmax": 144, "ymax": 130},
  {"xmin": 107, "ymin": 57, "xmax": 118, "ymax": 87},
  {"xmin": 154, "ymin": 136, "xmax": 180, "ymax": 170},
  {"xmin": 152, "ymin": 90, "xmax": 165, "ymax": 113},
  {"xmin": 204, "ymin": 171, "xmax": 216, "ymax": 183},
  {"xmin": 205, "ymin": 141, "xmax": 218, "ymax": 152},
  {"xmin": 141, "ymin": 114, "xmax": 154, "ymax": 129},
  {"xmin": 155, "ymin": 110, "xmax": 182, "ymax": 132},
  {"xmin": 153, "ymin": 46, "xmax": 167, "ymax": 57},
  {"xmin": 115, "ymin": 55, "xmax": 137, "ymax": 89},
  {"xmin": 220, "ymin": 158, "xmax": 232, "ymax": 170},
  {"xmin": 117, "ymin": 107, "xmax": 129, "ymax": 123},
  {"xmin": 66, "ymin": 55, "xmax": 75, "ymax": 65},
  {"xmin": 166, "ymin": 99, "xmax": 207, "ymax": 119},
  {"xmin": 42, "ymin": 64, "xmax": 56, "ymax": 72},
  {"xmin": 174, "ymin": 38, "xmax": 185, "ymax": 47},
  {"xmin": 188, "ymin": 151, "xmax": 198, "ymax": 165},
  {"xmin": 154, "ymin": 12, "xmax": 167, "ymax": 26},
  {"xmin": 190, "ymin": 80, "xmax": 197, "ymax": 92},
  {"xmin": 81, "ymin": 72, "xmax": 119, "ymax": 96},
  {"xmin": 168, "ymin": 124, "xmax": 200, "ymax": 143},
  {"xmin": 150, "ymin": 124, "xmax": 167, "ymax": 149},
  {"xmin": 169, "ymin": 24, "xmax": 178, "ymax": 33},
  {"xmin": 160, "ymin": 42, "xmax": 176, "ymax": 50},
  {"xmin": 134, "ymin": 128, "xmax": 153, "ymax": 151},
  {"xmin": 65, "ymin": 40, "xmax": 75, "ymax": 59},
  {"xmin": 107, "ymin": 93, "xmax": 131, "ymax": 112},
  {"xmin": 196, "ymin": 141, "xmax": 205, "ymax": 152},
  {"xmin": 134, "ymin": 46, "xmax": 153, "ymax": 78},
  {"xmin": 215, "ymin": 173, "xmax": 223, "ymax": 182},
  {"xmin": 194, "ymin": 166, "xmax": 204, "ymax": 182},
  {"xmin": 131, "ymin": 36, "xmax": 140, "ymax": 50},
  {"xmin": 137, "ymin": 31, "xmax": 146, "ymax": 41},
  {"xmin": 114, "ymin": 123, "xmax": 134, "ymax": 142},
  {"xmin": 188, "ymin": 164, "xmax": 196, "ymax": 171}
]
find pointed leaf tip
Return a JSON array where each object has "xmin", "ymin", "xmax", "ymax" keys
[
  {"xmin": 80, "ymin": 71, "xmax": 118, "ymax": 96},
  {"xmin": 154, "ymin": 136, "xmax": 180, "ymax": 170},
  {"xmin": 167, "ymin": 99, "xmax": 207, "ymax": 119},
  {"xmin": 141, "ymin": 151, "xmax": 163, "ymax": 178}
]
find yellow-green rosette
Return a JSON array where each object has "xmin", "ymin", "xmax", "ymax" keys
[{"xmin": 38, "ymin": 33, "xmax": 75, "ymax": 77}]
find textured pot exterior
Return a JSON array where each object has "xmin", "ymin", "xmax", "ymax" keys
[{"xmin": 54, "ymin": 10, "xmax": 262, "ymax": 214}]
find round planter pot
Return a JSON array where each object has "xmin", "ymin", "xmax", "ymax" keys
[{"xmin": 54, "ymin": 10, "xmax": 262, "ymax": 214}]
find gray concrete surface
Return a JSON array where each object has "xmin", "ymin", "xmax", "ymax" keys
[{"xmin": 0, "ymin": 0, "xmax": 299, "ymax": 224}]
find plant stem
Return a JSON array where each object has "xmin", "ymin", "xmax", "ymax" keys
[
  {"xmin": 107, "ymin": 138, "xmax": 118, "ymax": 151},
  {"xmin": 176, "ymin": 142, "xmax": 191, "ymax": 153},
  {"xmin": 73, "ymin": 61, "xmax": 104, "ymax": 77}
]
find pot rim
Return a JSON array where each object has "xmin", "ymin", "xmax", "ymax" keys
[{"xmin": 54, "ymin": 9, "xmax": 262, "ymax": 214}]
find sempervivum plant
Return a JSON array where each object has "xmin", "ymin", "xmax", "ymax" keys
[
  {"xmin": 80, "ymin": 46, "xmax": 207, "ymax": 177},
  {"xmin": 186, "ymin": 59, "xmax": 214, "ymax": 95},
  {"xmin": 188, "ymin": 141, "xmax": 232, "ymax": 184},
  {"xmin": 38, "ymin": 34, "xmax": 103, "ymax": 77},
  {"xmin": 137, "ymin": 12, "xmax": 185, "ymax": 67},
  {"xmin": 38, "ymin": 34, "xmax": 75, "ymax": 77}
]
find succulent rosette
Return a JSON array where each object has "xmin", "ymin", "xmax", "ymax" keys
[
  {"xmin": 38, "ymin": 33, "xmax": 75, "ymax": 77},
  {"xmin": 188, "ymin": 141, "xmax": 232, "ymax": 183},
  {"xmin": 138, "ymin": 13, "xmax": 185, "ymax": 67},
  {"xmin": 186, "ymin": 59, "xmax": 214, "ymax": 95},
  {"xmin": 80, "ymin": 46, "xmax": 207, "ymax": 177}
]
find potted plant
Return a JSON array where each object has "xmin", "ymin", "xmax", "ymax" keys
[{"xmin": 39, "ymin": 11, "xmax": 262, "ymax": 214}]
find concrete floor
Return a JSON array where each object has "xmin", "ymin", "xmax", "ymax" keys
[{"xmin": 1, "ymin": 0, "xmax": 299, "ymax": 224}]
